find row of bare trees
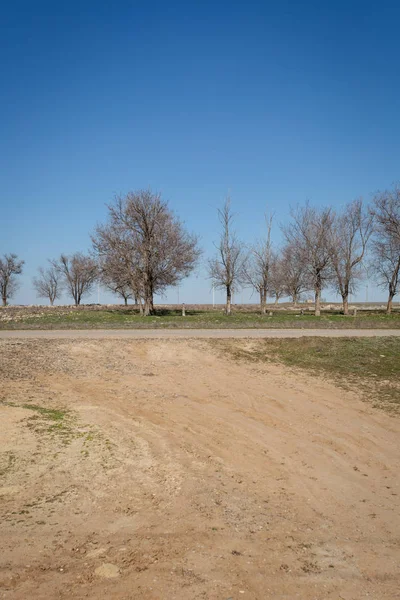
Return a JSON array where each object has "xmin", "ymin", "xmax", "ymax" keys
[
  {"xmin": 0, "ymin": 251, "xmax": 100, "ymax": 308},
  {"xmin": 208, "ymin": 185, "xmax": 400, "ymax": 316},
  {"xmin": 2, "ymin": 186, "xmax": 399, "ymax": 314}
]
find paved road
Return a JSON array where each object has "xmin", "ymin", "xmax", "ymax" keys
[{"xmin": 1, "ymin": 328, "xmax": 400, "ymax": 339}]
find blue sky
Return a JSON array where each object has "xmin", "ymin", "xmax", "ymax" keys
[{"xmin": 1, "ymin": 0, "xmax": 399, "ymax": 305}]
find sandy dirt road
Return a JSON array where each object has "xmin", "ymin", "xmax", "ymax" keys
[
  {"xmin": 1, "ymin": 328, "xmax": 400, "ymax": 339},
  {"xmin": 1, "ymin": 338, "xmax": 399, "ymax": 599}
]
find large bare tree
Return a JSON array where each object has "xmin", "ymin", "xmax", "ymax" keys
[
  {"xmin": 329, "ymin": 199, "xmax": 373, "ymax": 315},
  {"xmin": 93, "ymin": 190, "xmax": 200, "ymax": 316},
  {"xmin": 243, "ymin": 213, "xmax": 274, "ymax": 314},
  {"xmin": 284, "ymin": 203, "xmax": 334, "ymax": 316},
  {"xmin": 371, "ymin": 186, "xmax": 400, "ymax": 314},
  {"xmin": 33, "ymin": 264, "xmax": 62, "ymax": 305},
  {"xmin": 0, "ymin": 254, "xmax": 24, "ymax": 306},
  {"xmin": 52, "ymin": 253, "xmax": 98, "ymax": 306},
  {"xmin": 208, "ymin": 198, "xmax": 246, "ymax": 315},
  {"xmin": 280, "ymin": 241, "xmax": 308, "ymax": 305}
]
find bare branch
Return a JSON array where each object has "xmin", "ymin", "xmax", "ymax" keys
[
  {"xmin": 208, "ymin": 197, "xmax": 247, "ymax": 315},
  {"xmin": 52, "ymin": 253, "xmax": 98, "ymax": 306},
  {"xmin": 268, "ymin": 252, "xmax": 286, "ymax": 305},
  {"xmin": 32, "ymin": 263, "xmax": 62, "ymax": 305},
  {"xmin": 243, "ymin": 212, "xmax": 274, "ymax": 313},
  {"xmin": 280, "ymin": 241, "xmax": 308, "ymax": 305},
  {"xmin": 283, "ymin": 202, "xmax": 334, "ymax": 316},
  {"xmin": 370, "ymin": 185, "xmax": 400, "ymax": 313},
  {"xmin": 329, "ymin": 198, "xmax": 373, "ymax": 314}
]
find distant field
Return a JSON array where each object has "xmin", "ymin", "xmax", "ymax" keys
[{"xmin": 1, "ymin": 304, "xmax": 400, "ymax": 329}]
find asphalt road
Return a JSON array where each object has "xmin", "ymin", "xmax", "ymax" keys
[{"xmin": 1, "ymin": 328, "xmax": 400, "ymax": 339}]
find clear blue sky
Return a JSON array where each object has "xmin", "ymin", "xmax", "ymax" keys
[{"xmin": 1, "ymin": 0, "xmax": 399, "ymax": 304}]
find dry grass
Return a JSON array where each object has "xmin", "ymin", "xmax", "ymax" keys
[{"xmin": 211, "ymin": 337, "xmax": 400, "ymax": 413}]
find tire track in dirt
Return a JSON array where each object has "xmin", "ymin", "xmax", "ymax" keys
[{"xmin": 1, "ymin": 339, "xmax": 399, "ymax": 599}]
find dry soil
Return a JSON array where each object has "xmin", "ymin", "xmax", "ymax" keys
[{"xmin": 0, "ymin": 339, "xmax": 399, "ymax": 599}]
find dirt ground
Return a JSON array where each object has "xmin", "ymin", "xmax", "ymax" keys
[{"xmin": 1, "ymin": 339, "xmax": 399, "ymax": 600}]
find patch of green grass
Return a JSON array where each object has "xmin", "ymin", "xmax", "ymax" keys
[
  {"xmin": 21, "ymin": 404, "xmax": 67, "ymax": 421},
  {"xmin": 2, "ymin": 400, "xmax": 109, "ymax": 454},
  {"xmin": 213, "ymin": 337, "xmax": 400, "ymax": 413},
  {"xmin": 244, "ymin": 337, "xmax": 400, "ymax": 379},
  {"xmin": 1, "ymin": 307, "xmax": 400, "ymax": 330},
  {"xmin": 16, "ymin": 402, "xmax": 78, "ymax": 443}
]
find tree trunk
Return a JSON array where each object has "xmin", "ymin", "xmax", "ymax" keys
[
  {"xmin": 315, "ymin": 288, "xmax": 321, "ymax": 317},
  {"xmin": 2, "ymin": 296, "xmax": 6, "ymax": 307},
  {"xmin": 274, "ymin": 295, "xmax": 279, "ymax": 306},
  {"xmin": 124, "ymin": 297, "xmax": 128, "ymax": 306},
  {"xmin": 73, "ymin": 289, "xmax": 80, "ymax": 306},
  {"xmin": 342, "ymin": 294, "xmax": 349, "ymax": 316},
  {"xmin": 138, "ymin": 298, "xmax": 144, "ymax": 316},
  {"xmin": 226, "ymin": 285, "xmax": 232, "ymax": 315},
  {"xmin": 292, "ymin": 294, "xmax": 298, "ymax": 307},
  {"xmin": 260, "ymin": 289, "xmax": 267, "ymax": 314},
  {"xmin": 144, "ymin": 297, "xmax": 152, "ymax": 316},
  {"xmin": 50, "ymin": 299, "xmax": 54, "ymax": 306},
  {"xmin": 387, "ymin": 292, "xmax": 394, "ymax": 315},
  {"xmin": 143, "ymin": 289, "xmax": 154, "ymax": 316}
]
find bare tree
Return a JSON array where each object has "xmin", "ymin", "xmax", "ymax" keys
[
  {"xmin": 93, "ymin": 219, "xmax": 144, "ymax": 313},
  {"xmin": 284, "ymin": 203, "xmax": 334, "ymax": 316},
  {"xmin": 329, "ymin": 199, "xmax": 373, "ymax": 315},
  {"xmin": 107, "ymin": 281, "xmax": 132, "ymax": 305},
  {"xmin": 52, "ymin": 253, "xmax": 98, "ymax": 306},
  {"xmin": 102, "ymin": 271, "xmax": 133, "ymax": 305},
  {"xmin": 0, "ymin": 254, "xmax": 24, "ymax": 306},
  {"xmin": 371, "ymin": 186, "xmax": 400, "ymax": 314},
  {"xmin": 93, "ymin": 189, "xmax": 201, "ymax": 316},
  {"xmin": 96, "ymin": 250, "xmax": 133, "ymax": 305},
  {"xmin": 208, "ymin": 198, "xmax": 246, "ymax": 315},
  {"xmin": 33, "ymin": 264, "xmax": 62, "ymax": 305},
  {"xmin": 244, "ymin": 213, "xmax": 274, "ymax": 314},
  {"xmin": 269, "ymin": 252, "xmax": 285, "ymax": 305},
  {"xmin": 280, "ymin": 241, "xmax": 308, "ymax": 305}
]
